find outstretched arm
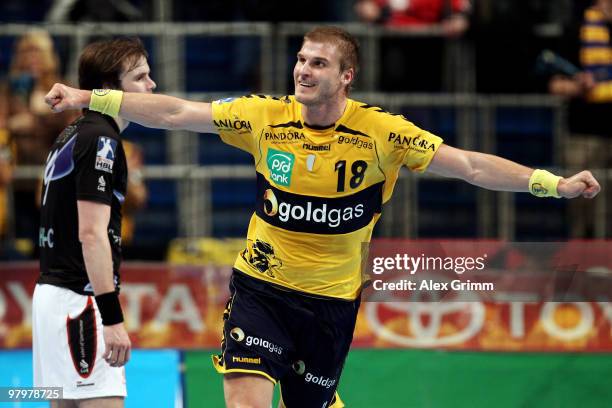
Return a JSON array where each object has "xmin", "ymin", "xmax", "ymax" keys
[
  {"xmin": 45, "ymin": 84, "xmax": 216, "ymax": 134},
  {"xmin": 427, "ymin": 144, "xmax": 600, "ymax": 199}
]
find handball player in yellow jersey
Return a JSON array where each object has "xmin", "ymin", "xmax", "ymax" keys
[{"xmin": 46, "ymin": 27, "xmax": 600, "ymax": 408}]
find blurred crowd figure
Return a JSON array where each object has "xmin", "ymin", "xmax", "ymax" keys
[
  {"xmin": 0, "ymin": 30, "xmax": 149, "ymax": 258},
  {"xmin": 548, "ymin": 0, "xmax": 612, "ymax": 237},
  {"xmin": 121, "ymin": 140, "xmax": 147, "ymax": 247},
  {"xmin": 0, "ymin": 30, "xmax": 78, "ymax": 252},
  {"xmin": 355, "ymin": 0, "xmax": 472, "ymax": 92},
  {"xmin": 355, "ymin": 0, "xmax": 470, "ymax": 37},
  {"xmin": 0, "ymin": 129, "xmax": 14, "ymax": 242}
]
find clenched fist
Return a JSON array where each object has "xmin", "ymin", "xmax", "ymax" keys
[
  {"xmin": 558, "ymin": 170, "xmax": 601, "ymax": 199},
  {"xmin": 45, "ymin": 83, "xmax": 91, "ymax": 113}
]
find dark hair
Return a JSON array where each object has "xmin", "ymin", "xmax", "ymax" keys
[
  {"xmin": 78, "ymin": 37, "xmax": 148, "ymax": 90},
  {"xmin": 303, "ymin": 26, "xmax": 360, "ymax": 93}
]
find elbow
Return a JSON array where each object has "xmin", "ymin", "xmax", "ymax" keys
[
  {"xmin": 162, "ymin": 113, "xmax": 180, "ymax": 130},
  {"xmin": 464, "ymin": 168, "xmax": 481, "ymax": 184},
  {"xmin": 79, "ymin": 226, "xmax": 106, "ymax": 247},
  {"xmin": 458, "ymin": 152, "xmax": 480, "ymax": 184},
  {"xmin": 162, "ymin": 100, "xmax": 191, "ymax": 130}
]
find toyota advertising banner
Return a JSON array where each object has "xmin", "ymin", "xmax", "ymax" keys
[{"xmin": 0, "ymin": 240, "xmax": 611, "ymax": 351}]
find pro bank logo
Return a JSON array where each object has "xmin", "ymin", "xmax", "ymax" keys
[{"xmin": 266, "ymin": 148, "xmax": 294, "ymax": 187}]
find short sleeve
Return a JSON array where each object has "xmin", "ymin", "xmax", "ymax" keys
[
  {"xmin": 211, "ymin": 96, "xmax": 258, "ymax": 155},
  {"xmin": 380, "ymin": 114, "xmax": 444, "ymax": 173},
  {"xmin": 73, "ymin": 131, "xmax": 117, "ymax": 205}
]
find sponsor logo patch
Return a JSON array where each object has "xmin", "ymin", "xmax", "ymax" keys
[
  {"xmin": 214, "ymin": 97, "xmax": 236, "ymax": 104},
  {"xmin": 337, "ymin": 135, "xmax": 373, "ymax": 150},
  {"xmin": 97, "ymin": 176, "xmax": 106, "ymax": 192},
  {"xmin": 304, "ymin": 372, "xmax": 337, "ymax": 389},
  {"xmin": 230, "ymin": 326, "xmax": 283, "ymax": 354},
  {"xmin": 213, "ymin": 118, "xmax": 252, "ymax": 134},
  {"xmin": 264, "ymin": 130, "xmax": 305, "ymax": 144},
  {"xmin": 303, "ymin": 143, "xmax": 330, "ymax": 151},
  {"xmin": 263, "ymin": 188, "xmax": 365, "ymax": 229},
  {"xmin": 266, "ymin": 148, "xmax": 295, "ymax": 187},
  {"xmin": 95, "ymin": 136, "xmax": 117, "ymax": 173},
  {"xmin": 232, "ymin": 356, "xmax": 261, "ymax": 364},
  {"xmin": 388, "ymin": 132, "xmax": 437, "ymax": 153},
  {"xmin": 93, "ymin": 89, "xmax": 111, "ymax": 96}
]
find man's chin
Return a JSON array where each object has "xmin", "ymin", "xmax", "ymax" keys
[{"xmin": 295, "ymin": 92, "xmax": 316, "ymax": 106}]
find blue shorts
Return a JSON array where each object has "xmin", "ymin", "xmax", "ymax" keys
[{"xmin": 213, "ymin": 270, "xmax": 360, "ymax": 407}]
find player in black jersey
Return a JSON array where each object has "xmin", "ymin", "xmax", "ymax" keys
[
  {"xmin": 46, "ymin": 27, "xmax": 600, "ymax": 408},
  {"xmin": 33, "ymin": 38, "xmax": 155, "ymax": 406}
]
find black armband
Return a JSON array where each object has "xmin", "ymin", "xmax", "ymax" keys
[{"xmin": 94, "ymin": 291, "xmax": 124, "ymax": 325}]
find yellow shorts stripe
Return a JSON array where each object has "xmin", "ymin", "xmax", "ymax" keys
[{"xmin": 211, "ymin": 354, "xmax": 277, "ymax": 385}]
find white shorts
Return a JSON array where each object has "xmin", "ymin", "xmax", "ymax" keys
[{"xmin": 32, "ymin": 284, "xmax": 127, "ymax": 400}]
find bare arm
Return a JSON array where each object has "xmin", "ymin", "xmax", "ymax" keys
[
  {"xmin": 77, "ymin": 200, "xmax": 114, "ymax": 294},
  {"xmin": 46, "ymin": 84, "xmax": 217, "ymax": 134},
  {"xmin": 428, "ymin": 144, "xmax": 600, "ymax": 199},
  {"xmin": 77, "ymin": 200, "xmax": 131, "ymax": 367}
]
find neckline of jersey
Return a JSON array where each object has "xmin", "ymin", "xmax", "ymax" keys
[{"xmin": 297, "ymin": 98, "xmax": 355, "ymax": 140}]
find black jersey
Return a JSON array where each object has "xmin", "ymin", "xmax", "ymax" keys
[{"xmin": 38, "ymin": 111, "xmax": 127, "ymax": 295}]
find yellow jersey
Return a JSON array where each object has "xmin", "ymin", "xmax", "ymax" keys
[
  {"xmin": 581, "ymin": 7, "xmax": 612, "ymax": 102},
  {"xmin": 212, "ymin": 95, "xmax": 443, "ymax": 300}
]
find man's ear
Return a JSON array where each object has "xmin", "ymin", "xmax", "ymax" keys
[
  {"xmin": 101, "ymin": 81, "xmax": 120, "ymax": 90},
  {"xmin": 342, "ymin": 68, "xmax": 354, "ymax": 85}
]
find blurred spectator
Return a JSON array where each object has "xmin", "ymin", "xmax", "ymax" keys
[
  {"xmin": 0, "ymin": 129, "xmax": 14, "ymax": 240},
  {"xmin": 121, "ymin": 140, "xmax": 147, "ymax": 247},
  {"xmin": 0, "ymin": 0, "xmax": 52, "ymax": 22},
  {"xmin": 548, "ymin": 0, "xmax": 612, "ymax": 237},
  {"xmin": 0, "ymin": 30, "xmax": 78, "ymax": 247},
  {"xmin": 355, "ymin": 0, "xmax": 472, "ymax": 92},
  {"xmin": 46, "ymin": 0, "xmax": 147, "ymax": 22},
  {"xmin": 356, "ymin": 0, "xmax": 470, "ymax": 37}
]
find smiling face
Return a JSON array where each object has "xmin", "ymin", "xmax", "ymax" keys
[
  {"xmin": 293, "ymin": 40, "xmax": 354, "ymax": 107},
  {"xmin": 119, "ymin": 56, "xmax": 156, "ymax": 94}
]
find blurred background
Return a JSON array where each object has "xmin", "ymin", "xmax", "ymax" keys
[{"xmin": 0, "ymin": 0, "xmax": 611, "ymax": 407}]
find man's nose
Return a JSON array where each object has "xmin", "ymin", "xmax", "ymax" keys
[{"xmin": 298, "ymin": 62, "xmax": 311, "ymax": 77}]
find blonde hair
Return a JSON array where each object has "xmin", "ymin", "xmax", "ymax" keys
[
  {"xmin": 10, "ymin": 30, "xmax": 60, "ymax": 90},
  {"xmin": 303, "ymin": 26, "xmax": 360, "ymax": 94}
]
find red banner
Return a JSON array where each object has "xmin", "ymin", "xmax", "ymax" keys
[{"xmin": 1, "ymin": 240, "xmax": 611, "ymax": 351}]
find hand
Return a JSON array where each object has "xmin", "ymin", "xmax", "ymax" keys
[
  {"xmin": 45, "ymin": 83, "xmax": 90, "ymax": 113},
  {"xmin": 574, "ymin": 71, "xmax": 596, "ymax": 92},
  {"xmin": 558, "ymin": 170, "xmax": 601, "ymax": 199},
  {"xmin": 102, "ymin": 322, "xmax": 131, "ymax": 367}
]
